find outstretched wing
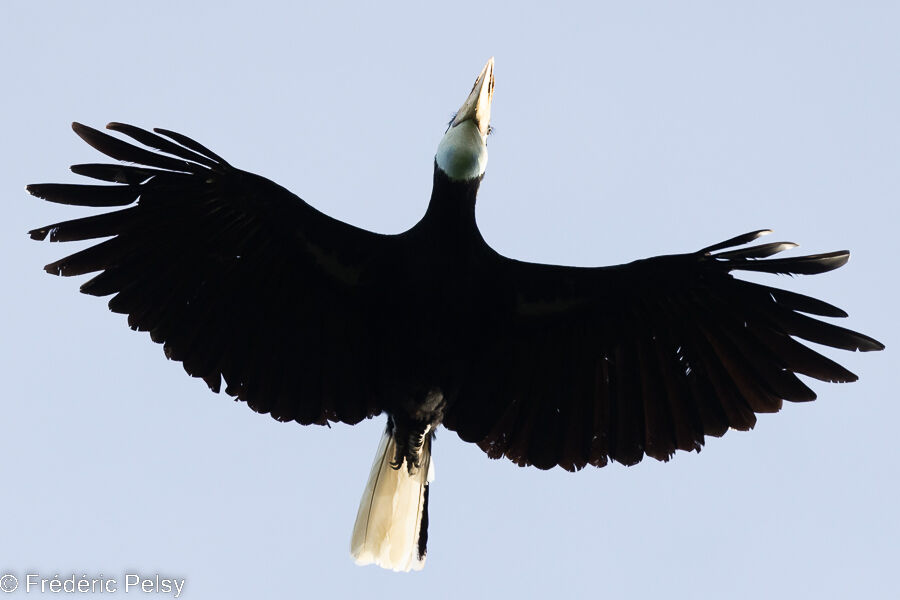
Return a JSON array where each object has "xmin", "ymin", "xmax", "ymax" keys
[
  {"xmin": 444, "ymin": 230, "xmax": 884, "ymax": 471},
  {"xmin": 29, "ymin": 122, "xmax": 393, "ymax": 426}
]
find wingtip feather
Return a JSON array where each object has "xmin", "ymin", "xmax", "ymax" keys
[
  {"xmin": 28, "ymin": 226, "xmax": 48, "ymax": 241},
  {"xmin": 699, "ymin": 229, "xmax": 773, "ymax": 254}
]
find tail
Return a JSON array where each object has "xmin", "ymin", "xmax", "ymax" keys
[{"xmin": 350, "ymin": 427, "xmax": 435, "ymax": 572}]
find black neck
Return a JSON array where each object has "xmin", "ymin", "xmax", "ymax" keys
[{"xmin": 422, "ymin": 162, "xmax": 482, "ymax": 232}]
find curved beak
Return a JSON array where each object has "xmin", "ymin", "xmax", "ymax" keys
[{"xmin": 450, "ymin": 57, "xmax": 494, "ymax": 138}]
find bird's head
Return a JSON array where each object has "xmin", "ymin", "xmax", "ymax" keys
[{"xmin": 435, "ymin": 57, "xmax": 494, "ymax": 182}]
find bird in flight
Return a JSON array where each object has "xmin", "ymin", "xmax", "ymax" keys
[{"xmin": 28, "ymin": 58, "xmax": 883, "ymax": 572}]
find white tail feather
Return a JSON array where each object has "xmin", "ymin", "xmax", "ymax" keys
[{"xmin": 350, "ymin": 429, "xmax": 434, "ymax": 572}]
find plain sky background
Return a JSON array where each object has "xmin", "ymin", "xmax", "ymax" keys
[{"xmin": 2, "ymin": 2, "xmax": 897, "ymax": 598}]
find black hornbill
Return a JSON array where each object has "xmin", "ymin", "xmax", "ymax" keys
[{"xmin": 27, "ymin": 58, "xmax": 884, "ymax": 571}]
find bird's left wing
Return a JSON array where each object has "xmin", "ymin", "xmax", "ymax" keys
[
  {"xmin": 29, "ymin": 122, "xmax": 392, "ymax": 426},
  {"xmin": 444, "ymin": 230, "xmax": 884, "ymax": 471}
]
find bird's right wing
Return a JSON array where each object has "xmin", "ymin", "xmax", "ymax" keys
[
  {"xmin": 29, "ymin": 122, "xmax": 394, "ymax": 426},
  {"xmin": 444, "ymin": 231, "xmax": 884, "ymax": 471}
]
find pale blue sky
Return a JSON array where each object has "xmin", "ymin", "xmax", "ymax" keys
[{"xmin": 2, "ymin": 2, "xmax": 897, "ymax": 598}]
